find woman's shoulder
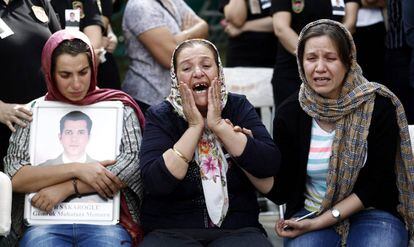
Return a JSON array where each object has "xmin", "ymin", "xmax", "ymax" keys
[
  {"xmin": 125, "ymin": 0, "xmax": 152, "ymax": 8},
  {"xmin": 371, "ymin": 94, "xmax": 396, "ymax": 119},
  {"xmin": 277, "ymin": 91, "xmax": 301, "ymax": 114},
  {"xmin": 171, "ymin": 0, "xmax": 191, "ymax": 8},
  {"xmin": 373, "ymin": 94, "xmax": 395, "ymax": 111},
  {"xmin": 226, "ymin": 92, "xmax": 247, "ymax": 104},
  {"xmin": 146, "ymin": 101, "xmax": 188, "ymax": 133},
  {"xmin": 28, "ymin": 96, "xmax": 46, "ymax": 109},
  {"xmin": 370, "ymin": 94, "xmax": 397, "ymax": 124},
  {"xmin": 122, "ymin": 105, "xmax": 138, "ymax": 118},
  {"xmin": 148, "ymin": 100, "xmax": 172, "ymax": 111},
  {"xmin": 146, "ymin": 101, "xmax": 177, "ymax": 120},
  {"xmin": 224, "ymin": 93, "xmax": 252, "ymax": 112},
  {"xmin": 124, "ymin": 0, "xmax": 157, "ymax": 14}
]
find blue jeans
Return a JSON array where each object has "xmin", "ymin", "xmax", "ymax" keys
[
  {"xmin": 19, "ymin": 224, "xmax": 132, "ymax": 247},
  {"xmin": 284, "ymin": 209, "xmax": 408, "ymax": 247}
]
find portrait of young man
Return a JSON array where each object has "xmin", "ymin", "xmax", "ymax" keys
[
  {"xmin": 39, "ymin": 110, "xmax": 105, "ymax": 203},
  {"xmin": 40, "ymin": 111, "xmax": 96, "ymax": 165}
]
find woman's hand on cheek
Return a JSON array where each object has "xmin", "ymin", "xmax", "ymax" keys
[
  {"xmin": 179, "ymin": 82, "xmax": 204, "ymax": 129},
  {"xmin": 206, "ymin": 77, "xmax": 224, "ymax": 131}
]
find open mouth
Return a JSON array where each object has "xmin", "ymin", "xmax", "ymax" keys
[
  {"xmin": 192, "ymin": 83, "xmax": 209, "ymax": 94},
  {"xmin": 314, "ymin": 77, "xmax": 330, "ymax": 82},
  {"xmin": 313, "ymin": 77, "xmax": 331, "ymax": 85}
]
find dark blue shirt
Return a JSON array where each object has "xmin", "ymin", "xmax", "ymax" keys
[{"xmin": 139, "ymin": 93, "xmax": 280, "ymax": 233}]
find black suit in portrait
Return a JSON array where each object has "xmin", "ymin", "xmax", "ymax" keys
[{"xmin": 39, "ymin": 154, "xmax": 107, "ymax": 203}]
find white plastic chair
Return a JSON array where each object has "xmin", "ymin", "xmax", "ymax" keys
[
  {"xmin": 409, "ymin": 125, "xmax": 414, "ymax": 153},
  {"xmin": 0, "ymin": 172, "xmax": 12, "ymax": 236},
  {"xmin": 223, "ymin": 67, "xmax": 275, "ymax": 136}
]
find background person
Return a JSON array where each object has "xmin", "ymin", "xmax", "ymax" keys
[
  {"xmin": 66, "ymin": 11, "xmax": 79, "ymax": 27},
  {"xmin": 267, "ymin": 19, "xmax": 414, "ymax": 246},
  {"xmin": 219, "ymin": 0, "xmax": 277, "ymax": 68},
  {"xmin": 96, "ymin": 0, "xmax": 121, "ymax": 90},
  {"xmin": 122, "ymin": 0, "xmax": 208, "ymax": 113},
  {"xmin": 270, "ymin": 0, "xmax": 359, "ymax": 107},
  {"xmin": 384, "ymin": 0, "xmax": 414, "ymax": 124},
  {"xmin": 50, "ymin": 0, "xmax": 122, "ymax": 92},
  {"xmin": 0, "ymin": 0, "xmax": 61, "ymax": 171},
  {"xmin": 353, "ymin": 0, "xmax": 386, "ymax": 84},
  {"xmin": 139, "ymin": 39, "xmax": 280, "ymax": 246},
  {"xmin": 403, "ymin": 0, "xmax": 414, "ymax": 90},
  {"xmin": 4, "ymin": 30, "xmax": 145, "ymax": 246}
]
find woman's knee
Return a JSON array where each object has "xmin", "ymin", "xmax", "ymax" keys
[
  {"xmin": 283, "ymin": 228, "xmax": 341, "ymax": 247},
  {"xmin": 348, "ymin": 209, "xmax": 408, "ymax": 247},
  {"xmin": 20, "ymin": 225, "xmax": 69, "ymax": 247},
  {"xmin": 79, "ymin": 225, "xmax": 132, "ymax": 246}
]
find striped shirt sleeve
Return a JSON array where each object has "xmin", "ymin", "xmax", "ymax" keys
[
  {"xmin": 4, "ymin": 119, "xmax": 32, "ymax": 178},
  {"xmin": 106, "ymin": 106, "xmax": 143, "ymax": 197}
]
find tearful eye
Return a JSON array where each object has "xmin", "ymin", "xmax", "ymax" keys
[{"xmin": 59, "ymin": 73, "xmax": 70, "ymax": 79}]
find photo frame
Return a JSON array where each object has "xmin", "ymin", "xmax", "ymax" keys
[
  {"xmin": 24, "ymin": 100, "xmax": 124, "ymax": 225},
  {"xmin": 64, "ymin": 9, "xmax": 80, "ymax": 30},
  {"xmin": 0, "ymin": 18, "xmax": 14, "ymax": 39},
  {"xmin": 331, "ymin": 0, "xmax": 345, "ymax": 16}
]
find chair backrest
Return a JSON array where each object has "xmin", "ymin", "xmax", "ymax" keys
[
  {"xmin": 223, "ymin": 67, "xmax": 274, "ymax": 135},
  {"xmin": 0, "ymin": 172, "xmax": 11, "ymax": 236},
  {"xmin": 409, "ymin": 125, "xmax": 414, "ymax": 153}
]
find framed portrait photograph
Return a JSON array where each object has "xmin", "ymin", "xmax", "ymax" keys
[
  {"xmin": 24, "ymin": 100, "xmax": 124, "ymax": 225},
  {"xmin": 64, "ymin": 9, "xmax": 80, "ymax": 30}
]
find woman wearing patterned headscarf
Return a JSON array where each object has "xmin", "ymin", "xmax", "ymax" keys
[
  {"xmin": 139, "ymin": 39, "xmax": 280, "ymax": 246},
  {"xmin": 267, "ymin": 19, "xmax": 414, "ymax": 246}
]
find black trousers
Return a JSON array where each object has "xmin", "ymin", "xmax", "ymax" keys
[
  {"xmin": 97, "ymin": 52, "xmax": 121, "ymax": 90},
  {"xmin": 384, "ymin": 46, "xmax": 414, "ymax": 124},
  {"xmin": 140, "ymin": 227, "xmax": 272, "ymax": 247},
  {"xmin": 354, "ymin": 22, "xmax": 386, "ymax": 84}
]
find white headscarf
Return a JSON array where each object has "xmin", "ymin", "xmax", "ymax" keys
[{"xmin": 167, "ymin": 39, "xmax": 229, "ymax": 226}]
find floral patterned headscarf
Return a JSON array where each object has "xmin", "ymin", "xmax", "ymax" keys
[{"xmin": 167, "ymin": 39, "xmax": 229, "ymax": 226}]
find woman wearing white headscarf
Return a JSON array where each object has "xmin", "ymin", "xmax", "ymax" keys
[{"xmin": 139, "ymin": 39, "xmax": 280, "ymax": 246}]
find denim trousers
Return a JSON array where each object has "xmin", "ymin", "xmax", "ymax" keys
[
  {"xmin": 284, "ymin": 209, "xmax": 408, "ymax": 247},
  {"xmin": 19, "ymin": 224, "xmax": 132, "ymax": 247}
]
